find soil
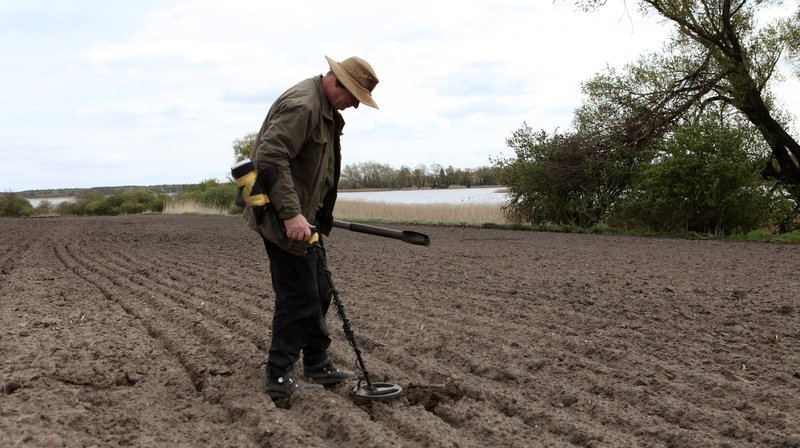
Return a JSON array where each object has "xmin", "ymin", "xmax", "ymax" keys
[{"xmin": 1, "ymin": 215, "xmax": 799, "ymax": 448}]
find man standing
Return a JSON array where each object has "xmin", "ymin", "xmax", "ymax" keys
[{"xmin": 240, "ymin": 55, "xmax": 380, "ymax": 398}]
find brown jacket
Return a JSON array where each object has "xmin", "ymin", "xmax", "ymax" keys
[{"xmin": 242, "ymin": 76, "xmax": 343, "ymax": 255}]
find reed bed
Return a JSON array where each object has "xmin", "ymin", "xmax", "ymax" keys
[
  {"xmin": 334, "ymin": 199, "xmax": 507, "ymax": 224},
  {"xmin": 163, "ymin": 200, "xmax": 228, "ymax": 215}
]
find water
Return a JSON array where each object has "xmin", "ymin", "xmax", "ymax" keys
[
  {"xmin": 337, "ymin": 187, "xmax": 508, "ymax": 205},
  {"xmin": 26, "ymin": 197, "xmax": 75, "ymax": 207}
]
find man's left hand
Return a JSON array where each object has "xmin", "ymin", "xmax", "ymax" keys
[{"xmin": 283, "ymin": 214, "xmax": 312, "ymax": 241}]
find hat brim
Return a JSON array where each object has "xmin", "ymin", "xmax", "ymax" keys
[{"xmin": 326, "ymin": 56, "xmax": 379, "ymax": 109}]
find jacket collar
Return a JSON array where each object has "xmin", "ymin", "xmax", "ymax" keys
[{"xmin": 316, "ymin": 75, "xmax": 334, "ymax": 122}]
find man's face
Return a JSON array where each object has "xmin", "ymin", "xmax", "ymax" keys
[{"xmin": 333, "ymin": 80, "xmax": 360, "ymax": 110}]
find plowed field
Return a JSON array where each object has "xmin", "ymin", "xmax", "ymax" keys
[{"xmin": 1, "ymin": 215, "xmax": 799, "ymax": 447}]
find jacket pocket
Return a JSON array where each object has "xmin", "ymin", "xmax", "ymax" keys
[{"xmin": 296, "ymin": 131, "xmax": 329, "ymax": 214}]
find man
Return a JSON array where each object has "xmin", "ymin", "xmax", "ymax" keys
[{"xmin": 240, "ymin": 55, "xmax": 379, "ymax": 398}]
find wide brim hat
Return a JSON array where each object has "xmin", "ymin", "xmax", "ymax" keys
[{"xmin": 325, "ymin": 55, "xmax": 379, "ymax": 109}]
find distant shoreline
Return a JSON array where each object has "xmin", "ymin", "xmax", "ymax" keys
[{"xmin": 15, "ymin": 184, "xmax": 190, "ymax": 199}]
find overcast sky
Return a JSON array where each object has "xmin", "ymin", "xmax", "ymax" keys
[{"xmin": 2, "ymin": 0, "xmax": 798, "ymax": 192}]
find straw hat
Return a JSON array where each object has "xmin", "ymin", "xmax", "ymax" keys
[{"xmin": 325, "ymin": 55, "xmax": 379, "ymax": 109}]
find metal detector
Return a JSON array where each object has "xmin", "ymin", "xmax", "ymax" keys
[{"xmin": 323, "ymin": 221, "xmax": 429, "ymax": 401}]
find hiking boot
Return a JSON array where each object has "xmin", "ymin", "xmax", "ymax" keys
[
  {"xmin": 304, "ymin": 360, "xmax": 356, "ymax": 385},
  {"xmin": 266, "ymin": 366, "xmax": 323, "ymax": 399}
]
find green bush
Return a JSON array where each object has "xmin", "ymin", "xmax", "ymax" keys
[
  {"xmin": 119, "ymin": 201, "xmax": 146, "ymax": 215},
  {"xmin": 81, "ymin": 189, "xmax": 166, "ymax": 216},
  {"xmin": 59, "ymin": 189, "xmax": 105, "ymax": 216},
  {"xmin": 56, "ymin": 200, "xmax": 83, "ymax": 216},
  {"xmin": 617, "ymin": 119, "xmax": 787, "ymax": 235},
  {"xmin": 176, "ymin": 179, "xmax": 237, "ymax": 209},
  {"xmin": 0, "ymin": 193, "xmax": 33, "ymax": 217},
  {"xmin": 84, "ymin": 199, "xmax": 109, "ymax": 215},
  {"xmin": 228, "ymin": 204, "xmax": 244, "ymax": 215}
]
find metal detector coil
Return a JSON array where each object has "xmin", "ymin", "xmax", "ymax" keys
[{"xmin": 353, "ymin": 380, "xmax": 403, "ymax": 402}]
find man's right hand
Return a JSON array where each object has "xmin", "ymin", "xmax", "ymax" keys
[{"xmin": 283, "ymin": 214, "xmax": 312, "ymax": 241}]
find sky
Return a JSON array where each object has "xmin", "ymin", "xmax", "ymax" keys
[{"xmin": 1, "ymin": 0, "xmax": 798, "ymax": 192}]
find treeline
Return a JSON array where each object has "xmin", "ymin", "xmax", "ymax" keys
[
  {"xmin": 339, "ymin": 162, "xmax": 499, "ymax": 190},
  {"xmin": 17, "ymin": 184, "xmax": 189, "ymax": 199}
]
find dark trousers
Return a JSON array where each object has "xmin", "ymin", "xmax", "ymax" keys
[{"xmin": 262, "ymin": 236, "xmax": 333, "ymax": 374}]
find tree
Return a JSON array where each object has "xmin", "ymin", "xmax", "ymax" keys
[
  {"xmin": 617, "ymin": 106, "xmax": 793, "ymax": 234},
  {"xmin": 395, "ymin": 165, "xmax": 413, "ymax": 189},
  {"xmin": 233, "ymin": 132, "xmax": 257, "ymax": 163},
  {"xmin": 412, "ymin": 164, "xmax": 428, "ymax": 188},
  {"xmin": 474, "ymin": 166, "xmax": 499, "ymax": 185},
  {"xmin": 578, "ymin": 0, "xmax": 800, "ymax": 195},
  {"xmin": 495, "ymin": 123, "xmax": 647, "ymax": 226}
]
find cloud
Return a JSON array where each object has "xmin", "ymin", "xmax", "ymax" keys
[
  {"xmin": 3, "ymin": 0, "xmax": 797, "ymax": 192},
  {"xmin": 435, "ymin": 62, "xmax": 530, "ymax": 98},
  {"xmin": 220, "ymin": 87, "xmax": 282, "ymax": 106}
]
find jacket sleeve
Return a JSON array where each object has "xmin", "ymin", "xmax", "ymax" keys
[{"xmin": 252, "ymin": 100, "xmax": 313, "ymax": 219}]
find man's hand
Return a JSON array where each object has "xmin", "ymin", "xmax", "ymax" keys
[{"xmin": 283, "ymin": 214, "xmax": 312, "ymax": 241}]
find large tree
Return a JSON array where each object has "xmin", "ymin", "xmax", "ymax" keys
[{"xmin": 578, "ymin": 0, "xmax": 800, "ymax": 191}]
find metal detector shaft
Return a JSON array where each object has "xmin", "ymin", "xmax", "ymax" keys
[
  {"xmin": 311, "ymin": 240, "xmax": 404, "ymax": 401},
  {"xmin": 328, "ymin": 283, "xmax": 374, "ymax": 387},
  {"xmin": 333, "ymin": 220, "xmax": 430, "ymax": 246},
  {"xmin": 324, "ymin": 269, "xmax": 404, "ymax": 401}
]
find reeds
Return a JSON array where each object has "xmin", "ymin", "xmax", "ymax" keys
[
  {"xmin": 163, "ymin": 200, "xmax": 228, "ymax": 215},
  {"xmin": 333, "ymin": 199, "xmax": 507, "ymax": 224}
]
